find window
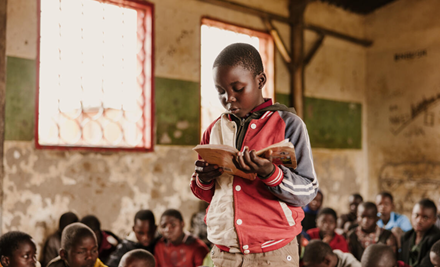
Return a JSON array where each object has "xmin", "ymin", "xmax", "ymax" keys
[
  {"xmin": 36, "ymin": 0, "xmax": 154, "ymax": 151},
  {"xmin": 200, "ymin": 18, "xmax": 274, "ymax": 135}
]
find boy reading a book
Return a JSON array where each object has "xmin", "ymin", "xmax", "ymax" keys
[{"xmin": 190, "ymin": 43, "xmax": 318, "ymax": 267}]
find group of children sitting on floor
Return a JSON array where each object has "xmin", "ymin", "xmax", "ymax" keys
[
  {"xmin": 300, "ymin": 191, "xmax": 440, "ymax": 267},
  {"xmin": 0, "ymin": 208, "xmax": 210, "ymax": 267},
  {"xmin": 1, "ymin": 190, "xmax": 440, "ymax": 267}
]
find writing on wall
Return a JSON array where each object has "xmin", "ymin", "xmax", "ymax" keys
[
  {"xmin": 394, "ymin": 49, "xmax": 427, "ymax": 61},
  {"xmin": 389, "ymin": 93, "xmax": 440, "ymax": 135}
]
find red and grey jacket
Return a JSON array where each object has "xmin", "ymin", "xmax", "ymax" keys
[{"xmin": 190, "ymin": 100, "xmax": 319, "ymax": 254}]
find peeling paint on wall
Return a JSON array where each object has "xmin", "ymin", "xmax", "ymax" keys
[{"xmin": 3, "ymin": 141, "xmax": 200, "ymax": 256}]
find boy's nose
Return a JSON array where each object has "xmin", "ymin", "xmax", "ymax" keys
[{"xmin": 226, "ymin": 92, "xmax": 236, "ymax": 102}]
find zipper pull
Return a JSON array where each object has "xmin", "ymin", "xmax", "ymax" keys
[{"xmin": 240, "ymin": 119, "xmax": 245, "ymax": 126}]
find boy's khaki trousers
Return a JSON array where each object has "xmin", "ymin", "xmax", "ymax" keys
[{"xmin": 210, "ymin": 238, "xmax": 299, "ymax": 267}]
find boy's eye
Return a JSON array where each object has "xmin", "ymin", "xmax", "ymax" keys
[{"xmin": 233, "ymin": 87, "xmax": 244, "ymax": 92}]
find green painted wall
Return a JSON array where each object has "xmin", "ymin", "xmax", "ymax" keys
[
  {"xmin": 304, "ymin": 97, "xmax": 362, "ymax": 149},
  {"xmin": 5, "ymin": 56, "xmax": 35, "ymax": 140},
  {"xmin": 155, "ymin": 77, "xmax": 200, "ymax": 146},
  {"xmin": 276, "ymin": 93, "xmax": 362, "ymax": 149}
]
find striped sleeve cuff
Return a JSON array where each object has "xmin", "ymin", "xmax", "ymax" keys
[
  {"xmin": 196, "ymin": 176, "xmax": 215, "ymax": 190},
  {"xmin": 259, "ymin": 165, "xmax": 283, "ymax": 187}
]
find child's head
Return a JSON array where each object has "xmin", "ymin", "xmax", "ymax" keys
[
  {"xmin": 159, "ymin": 209, "xmax": 185, "ymax": 245},
  {"xmin": 316, "ymin": 208, "xmax": 337, "ymax": 236},
  {"xmin": 60, "ymin": 222, "xmax": 98, "ymax": 267},
  {"xmin": 349, "ymin": 193, "xmax": 363, "ymax": 215},
  {"xmin": 412, "ymin": 198, "xmax": 437, "ymax": 234},
  {"xmin": 361, "ymin": 244, "xmax": 396, "ymax": 267},
  {"xmin": 376, "ymin": 192, "xmax": 394, "ymax": 217},
  {"xmin": 59, "ymin": 212, "xmax": 79, "ymax": 232},
  {"xmin": 430, "ymin": 239, "xmax": 440, "ymax": 267},
  {"xmin": 80, "ymin": 215, "xmax": 102, "ymax": 244},
  {"xmin": 132, "ymin": 210, "xmax": 156, "ymax": 247},
  {"xmin": 303, "ymin": 240, "xmax": 337, "ymax": 267},
  {"xmin": 0, "ymin": 231, "xmax": 37, "ymax": 267},
  {"xmin": 118, "ymin": 249, "xmax": 155, "ymax": 267},
  {"xmin": 308, "ymin": 191, "xmax": 324, "ymax": 212},
  {"xmin": 357, "ymin": 202, "xmax": 378, "ymax": 233},
  {"xmin": 212, "ymin": 43, "xmax": 266, "ymax": 118}
]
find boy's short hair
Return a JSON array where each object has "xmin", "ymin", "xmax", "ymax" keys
[
  {"xmin": 0, "ymin": 231, "xmax": 33, "ymax": 257},
  {"xmin": 303, "ymin": 240, "xmax": 333, "ymax": 264},
  {"xmin": 80, "ymin": 215, "xmax": 101, "ymax": 232},
  {"xmin": 431, "ymin": 239, "xmax": 440, "ymax": 256},
  {"xmin": 61, "ymin": 222, "xmax": 97, "ymax": 251},
  {"xmin": 377, "ymin": 191, "xmax": 394, "ymax": 203},
  {"xmin": 161, "ymin": 209, "xmax": 183, "ymax": 222},
  {"xmin": 134, "ymin": 210, "xmax": 155, "ymax": 225},
  {"xmin": 119, "ymin": 249, "xmax": 155, "ymax": 267},
  {"xmin": 59, "ymin": 212, "xmax": 79, "ymax": 232},
  {"xmin": 418, "ymin": 198, "xmax": 437, "ymax": 215},
  {"xmin": 317, "ymin": 207, "xmax": 337, "ymax": 221},
  {"xmin": 213, "ymin": 43, "xmax": 264, "ymax": 77},
  {"xmin": 351, "ymin": 193, "xmax": 363, "ymax": 201},
  {"xmin": 359, "ymin": 201, "xmax": 378, "ymax": 214},
  {"xmin": 361, "ymin": 244, "xmax": 396, "ymax": 267}
]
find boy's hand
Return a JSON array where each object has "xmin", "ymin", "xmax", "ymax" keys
[
  {"xmin": 194, "ymin": 160, "xmax": 223, "ymax": 183},
  {"xmin": 235, "ymin": 146, "xmax": 274, "ymax": 178}
]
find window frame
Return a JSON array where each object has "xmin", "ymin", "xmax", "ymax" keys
[{"xmin": 35, "ymin": 0, "xmax": 155, "ymax": 152}]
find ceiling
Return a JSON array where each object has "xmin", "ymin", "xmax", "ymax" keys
[{"xmin": 319, "ymin": 0, "xmax": 398, "ymax": 14}]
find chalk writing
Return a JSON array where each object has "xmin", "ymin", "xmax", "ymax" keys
[
  {"xmin": 394, "ymin": 49, "xmax": 427, "ymax": 61},
  {"xmin": 389, "ymin": 93, "xmax": 440, "ymax": 135}
]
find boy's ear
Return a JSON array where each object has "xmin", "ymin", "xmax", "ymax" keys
[
  {"xmin": 323, "ymin": 254, "xmax": 333, "ymax": 267},
  {"xmin": 1, "ymin": 255, "xmax": 10, "ymax": 267},
  {"xmin": 257, "ymin": 72, "xmax": 267, "ymax": 89},
  {"xmin": 59, "ymin": 248, "xmax": 67, "ymax": 261}
]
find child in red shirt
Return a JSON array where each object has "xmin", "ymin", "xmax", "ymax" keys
[
  {"xmin": 307, "ymin": 207, "xmax": 349, "ymax": 252},
  {"xmin": 154, "ymin": 209, "xmax": 209, "ymax": 267}
]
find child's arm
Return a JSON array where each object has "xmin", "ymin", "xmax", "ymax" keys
[{"xmin": 239, "ymin": 114, "xmax": 318, "ymax": 207}]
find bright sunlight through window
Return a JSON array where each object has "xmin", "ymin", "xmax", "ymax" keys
[
  {"xmin": 37, "ymin": 0, "xmax": 154, "ymax": 151},
  {"xmin": 200, "ymin": 18, "xmax": 274, "ymax": 135}
]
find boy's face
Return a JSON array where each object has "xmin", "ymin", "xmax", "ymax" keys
[
  {"xmin": 133, "ymin": 219, "xmax": 156, "ymax": 247},
  {"xmin": 3, "ymin": 239, "xmax": 37, "ymax": 267},
  {"xmin": 317, "ymin": 214, "xmax": 336, "ymax": 236},
  {"xmin": 411, "ymin": 204, "xmax": 436, "ymax": 233},
  {"xmin": 357, "ymin": 205, "xmax": 378, "ymax": 232},
  {"xmin": 309, "ymin": 193, "xmax": 323, "ymax": 211},
  {"xmin": 430, "ymin": 251, "xmax": 440, "ymax": 267},
  {"xmin": 376, "ymin": 195, "xmax": 394, "ymax": 217},
  {"xmin": 212, "ymin": 64, "xmax": 265, "ymax": 118},
  {"xmin": 62, "ymin": 235, "xmax": 98, "ymax": 267},
  {"xmin": 159, "ymin": 215, "xmax": 184, "ymax": 244},
  {"xmin": 349, "ymin": 196, "xmax": 362, "ymax": 214}
]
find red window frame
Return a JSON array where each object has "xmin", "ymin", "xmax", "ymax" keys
[{"xmin": 35, "ymin": 0, "xmax": 155, "ymax": 152}]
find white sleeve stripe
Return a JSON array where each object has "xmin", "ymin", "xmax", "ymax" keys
[
  {"xmin": 300, "ymin": 119, "xmax": 318, "ymax": 180},
  {"xmin": 261, "ymin": 239, "xmax": 286, "ymax": 248},
  {"xmin": 280, "ymin": 183, "xmax": 317, "ymax": 196},
  {"xmin": 265, "ymin": 169, "xmax": 283, "ymax": 185},
  {"xmin": 283, "ymin": 177, "xmax": 319, "ymax": 189}
]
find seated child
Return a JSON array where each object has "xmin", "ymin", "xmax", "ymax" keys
[
  {"xmin": 118, "ymin": 249, "xmax": 155, "ymax": 267},
  {"xmin": 106, "ymin": 210, "xmax": 159, "ymax": 267},
  {"xmin": 191, "ymin": 43, "xmax": 318, "ymax": 267},
  {"xmin": 0, "ymin": 231, "xmax": 37, "ymax": 267},
  {"xmin": 40, "ymin": 212, "xmax": 78, "ymax": 267},
  {"xmin": 347, "ymin": 201, "xmax": 397, "ymax": 261},
  {"xmin": 431, "ymin": 239, "xmax": 440, "ymax": 267},
  {"xmin": 400, "ymin": 198, "xmax": 440, "ymax": 267},
  {"xmin": 81, "ymin": 215, "xmax": 120, "ymax": 263},
  {"xmin": 307, "ymin": 207, "xmax": 349, "ymax": 252},
  {"xmin": 376, "ymin": 192, "xmax": 412, "ymax": 232},
  {"xmin": 361, "ymin": 244, "xmax": 410, "ymax": 267},
  {"xmin": 303, "ymin": 240, "xmax": 361, "ymax": 267},
  {"xmin": 337, "ymin": 194, "xmax": 363, "ymax": 236},
  {"xmin": 47, "ymin": 222, "xmax": 107, "ymax": 267},
  {"xmin": 302, "ymin": 191, "xmax": 324, "ymax": 232},
  {"xmin": 154, "ymin": 209, "xmax": 209, "ymax": 267}
]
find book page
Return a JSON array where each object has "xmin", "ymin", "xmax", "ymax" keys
[{"xmin": 193, "ymin": 145, "xmax": 256, "ymax": 180}]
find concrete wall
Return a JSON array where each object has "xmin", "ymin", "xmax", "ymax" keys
[{"xmin": 366, "ymin": 0, "xmax": 440, "ymax": 216}]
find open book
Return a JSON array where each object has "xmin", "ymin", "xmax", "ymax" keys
[{"xmin": 193, "ymin": 139, "xmax": 297, "ymax": 180}]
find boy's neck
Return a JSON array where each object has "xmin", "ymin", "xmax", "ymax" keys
[
  {"xmin": 170, "ymin": 233, "xmax": 186, "ymax": 246},
  {"xmin": 381, "ymin": 213, "xmax": 391, "ymax": 224},
  {"xmin": 415, "ymin": 229, "xmax": 430, "ymax": 244},
  {"xmin": 362, "ymin": 226, "xmax": 376, "ymax": 234}
]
